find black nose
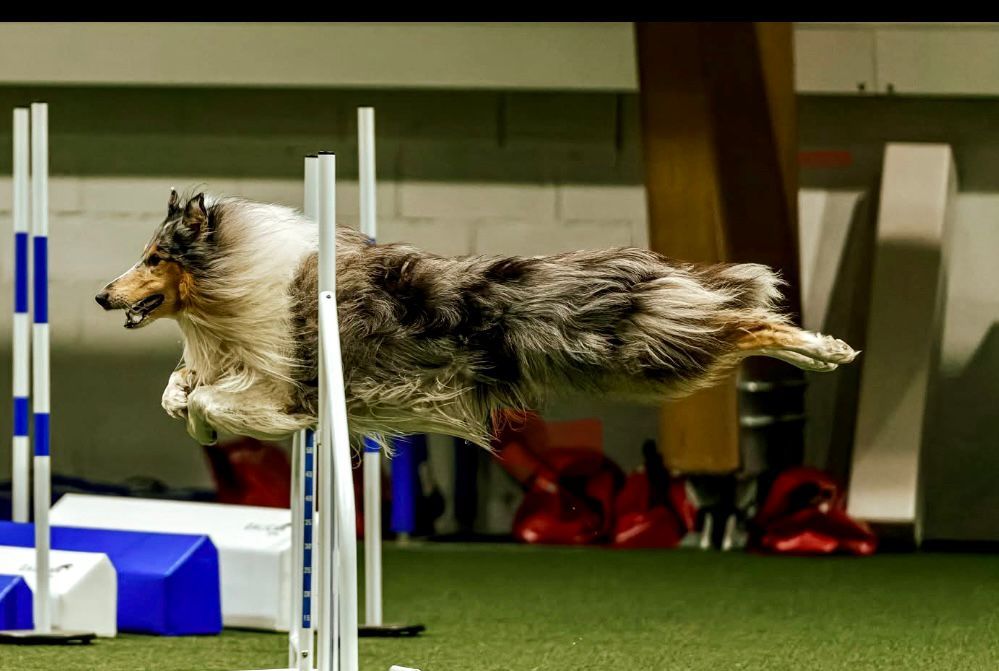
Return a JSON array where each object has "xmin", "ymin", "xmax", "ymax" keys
[{"xmin": 95, "ymin": 292, "xmax": 112, "ymax": 310}]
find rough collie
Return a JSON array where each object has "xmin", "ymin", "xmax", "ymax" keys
[{"xmin": 96, "ymin": 190, "xmax": 857, "ymax": 446}]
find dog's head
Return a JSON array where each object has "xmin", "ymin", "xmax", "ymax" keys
[{"xmin": 95, "ymin": 189, "xmax": 213, "ymax": 329}]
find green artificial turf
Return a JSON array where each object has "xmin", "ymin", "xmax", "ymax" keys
[{"xmin": 4, "ymin": 544, "xmax": 998, "ymax": 671}]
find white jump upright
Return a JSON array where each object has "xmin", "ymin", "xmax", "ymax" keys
[
  {"xmin": 358, "ymin": 106, "xmax": 384, "ymax": 629},
  {"xmin": 282, "ymin": 119, "xmax": 419, "ymax": 671},
  {"xmin": 317, "ymin": 151, "xmax": 360, "ymax": 671},
  {"xmin": 10, "ymin": 108, "xmax": 30, "ymax": 524},
  {"xmin": 262, "ymin": 150, "xmax": 369, "ymax": 671},
  {"xmin": 288, "ymin": 154, "xmax": 320, "ymax": 671},
  {"xmin": 355, "ymin": 107, "xmax": 423, "ymax": 639},
  {"xmin": 30, "ymin": 101, "xmax": 52, "ymax": 634}
]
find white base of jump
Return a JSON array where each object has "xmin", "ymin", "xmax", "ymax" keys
[
  {"xmin": 51, "ymin": 494, "xmax": 293, "ymax": 630},
  {"xmin": 847, "ymin": 144, "xmax": 956, "ymax": 540},
  {"xmin": 0, "ymin": 545, "xmax": 117, "ymax": 637}
]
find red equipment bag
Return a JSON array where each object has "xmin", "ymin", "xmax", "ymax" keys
[
  {"xmin": 613, "ymin": 474, "xmax": 694, "ymax": 549},
  {"xmin": 203, "ymin": 437, "xmax": 291, "ymax": 508},
  {"xmin": 494, "ymin": 412, "xmax": 624, "ymax": 545},
  {"xmin": 511, "ymin": 446, "xmax": 624, "ymax": 545},
  {"xmin": 496, "ymin": 413, "xmax": 697, "ymax": 548},
  {"xmin": 752, "ymin": 466, "xmax": 878, "ymax": 556},
  {"xmin": 611, "ymin": 440, "xmax": 696, "ymax": 549}
]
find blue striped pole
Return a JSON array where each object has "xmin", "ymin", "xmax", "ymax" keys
[
  {"xmin": 288, "ymin": 428, "xmax": 304, "ymax": 668},
  {"xmin": 288, "ymin": 425, "xmax": 316, "ymax": 670},
  {"xmin": 288, "ymin": 153, "xmax": 319, "ymax": 670},
  {"xmin": 11, "ymin": 108, "xmax": 30, "ymax": 524},
  {"xmin": 301, "ymin": 428, "xmax": 315, "ymax": 633},
  {"xmin": 30, "ymin": 101, "xmax": 51, "ymax": 634},
  {"xmin": 302, "ymin": 157, "xmax": 318, "ymax": 668}
]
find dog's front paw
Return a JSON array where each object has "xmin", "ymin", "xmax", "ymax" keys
[
  {"xmin": 162, "ymin": 370, "xmax": 190, "ymax": 420},
  {"xmin": 186, "ymin": 387, "xmax": 219, "ymax": 446}
]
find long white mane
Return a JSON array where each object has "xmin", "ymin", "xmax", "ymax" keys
[{"xmin": 178, "ymin": 198, "xmax": 317, "ymax": 397}]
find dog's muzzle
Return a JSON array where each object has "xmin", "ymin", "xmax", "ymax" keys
[{"xmin": 122, "ymin": 294, "xmax": 164, "ymax": 329}]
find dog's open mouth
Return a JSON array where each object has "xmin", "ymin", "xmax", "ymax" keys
[{"xmin": 124, "ymin": 294, "xmax": 164, "ymax": 329}]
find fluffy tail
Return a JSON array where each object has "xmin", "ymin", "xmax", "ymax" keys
[
  {"xmin": 329, "ymin": 241, "xmax": 855, "ymax": 447},
  {"xmin": 488, "ymin": 249, "xmax": 790, "ymax": 401}
]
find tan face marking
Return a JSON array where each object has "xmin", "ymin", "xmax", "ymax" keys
[{"xmin": 98, "ymin": 244, "xmax": 190, "ymax": 328}]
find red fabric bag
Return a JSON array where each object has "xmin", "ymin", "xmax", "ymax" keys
[
  {"xmin": 613, "ymin": 472, "xmax": 694, "ymax": 549},
  {"xmin": 752, "ymin": 467, "xmax": 877, "ymax": 556},
  {"xmin": 611, "ymin": 440, "xmax": 696, "ymax": 549},
  {"xmin": 493, "ymin": 412, "xmax": 624, "ymax": 545},
  {"xmin": 204, "ymin": 438, "xmax": 291, "ymax": 508},
  {"xmin": 511, "ymin": 448, "xmax": 623, "ymax": 545}
]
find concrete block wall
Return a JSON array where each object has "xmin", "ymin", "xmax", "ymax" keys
[{"xmin": 0, "ymin": 176, "xmax": 647, "ymax": 354}]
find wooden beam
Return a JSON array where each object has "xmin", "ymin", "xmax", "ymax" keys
[
  {"xmin": 756, "ymin": 22, "xmax": 801, "ymax": 275},
  {"xmin": 635, "ymin": 22, "xmax": 800, "ymax": 473}
]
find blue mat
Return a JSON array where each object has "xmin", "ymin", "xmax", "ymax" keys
[
  {"xmin": 0, "ymin": 574, "xmax": 32, "ymax": 630},
  {"xmin": 0, "ymin": 522, "xmax": 222, "ymax": 635}
]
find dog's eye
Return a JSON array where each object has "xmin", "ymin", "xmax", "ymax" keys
[{"xmin": 147, "ymin": 255, "xmax": 162, "ymax": 267}]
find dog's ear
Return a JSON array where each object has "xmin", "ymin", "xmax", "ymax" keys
[
  {"xmin": 167, "ymin": 188, "xmax": 181, "ymax": 219},
  {"xmin": 180, "ymin": 193, "xmax": 210, "ymax": 239}
]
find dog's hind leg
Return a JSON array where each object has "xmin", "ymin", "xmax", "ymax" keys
[{"xmin": 733, "ymin": 323, "xmax": 858, "ymax": 372}]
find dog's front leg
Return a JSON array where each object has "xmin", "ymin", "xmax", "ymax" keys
[
  {"xmin": 185, "ymin": 385, "xmax": 311, "ymax": 445},
  {"xmin": 186, "ymin": 385, "xmax": 219, "ymax": 446},
  {"xmin": 161, "ymin": 367, "xmax": 193, "ymax": 420},
  {"xmin": 160, "ymin": 367, "xmax": 217, "ymax": 444}
]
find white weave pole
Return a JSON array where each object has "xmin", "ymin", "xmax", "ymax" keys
[
  {"xmin": 316, "ymin": 154, "xmax": 332, "ymax": 671},
  {"xmin": 30, "ymin": 101, "xmax": 52, "ymax": 633},
  {"xmin": 288, "ymin": 155, "xmax": 320, "ymax": 671},
  {"xmin": 317, "ymin": 152, "xmax": 359, "ymax": 671},
  {"xmin": 357, "ymin": 106, "xmax": 383, "ymax": 628},
  {"xmin": 0, "ymin": 103, "xmax": 92, "ymax": 645},
  {"xmin": 245, "ymin": 151, "xmax": 411, "ymax": 670},
  {"xmin": 11, "ymin": 107, "xmax": 30, "ymax": 524}
]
